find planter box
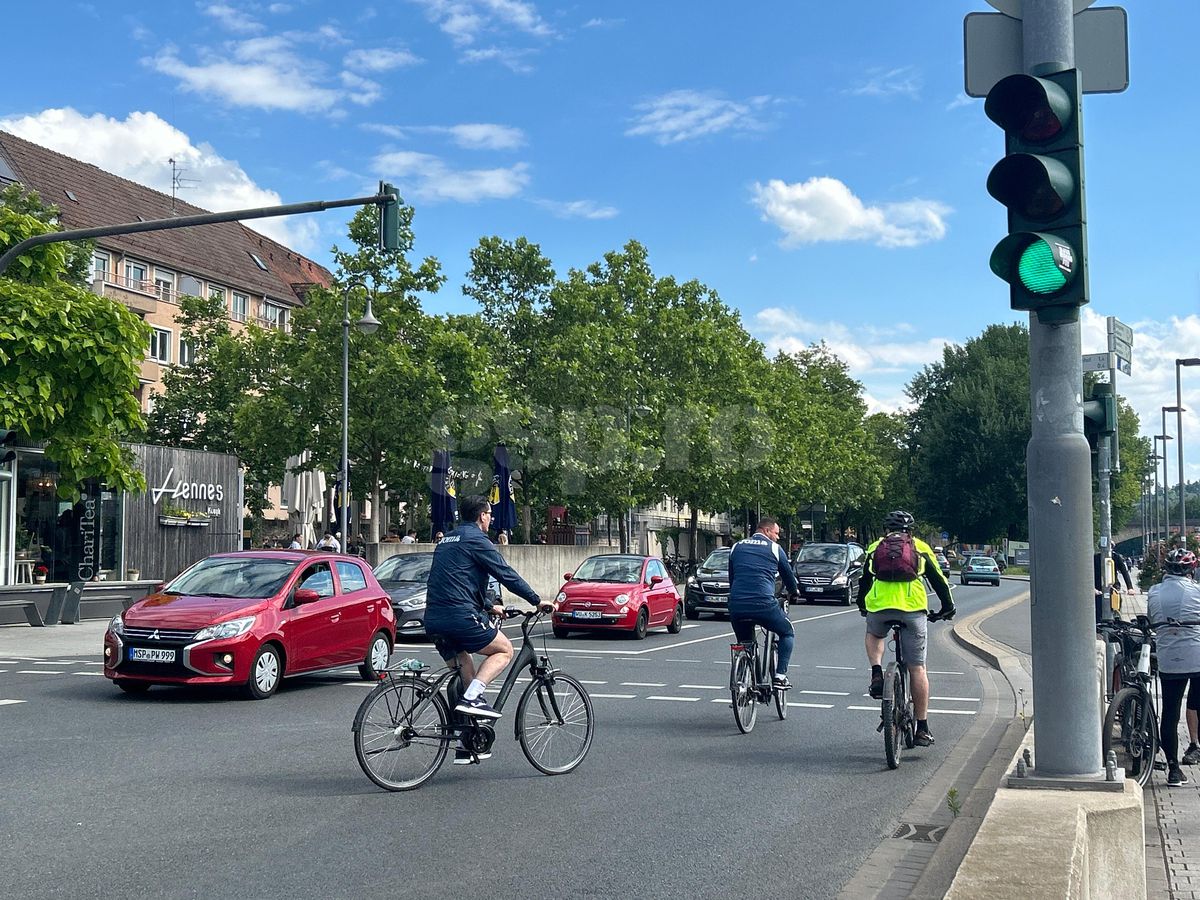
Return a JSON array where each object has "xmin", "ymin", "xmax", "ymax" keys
[{"xmin": 158, "ymin": 516, "xmax": 187, "ymax": 526}]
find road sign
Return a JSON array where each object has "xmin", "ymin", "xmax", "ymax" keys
[
  {"xmin": 1107, "ymin": 316, "xmax": 1134, "ymax": 346},
  {"xmin": 1108, "ymin": 334, "xmax": 1133, "ymax": 359},
  {"xmin": 964, "ymin": 7, "xmax": 1129, "ymax": 97},
  {"xmin": 1116, "ymin": 356, "xmax": 1131, "ymax": 376},
  {"xmin": 1083, "ymin": 352, "xmax": 1114, "ymax": 373},
  {"xmin": 941, "ymin": 531, "xmax": 950, "ymax": 541}
]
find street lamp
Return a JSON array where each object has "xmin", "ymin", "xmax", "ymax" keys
[
  {"xmin": 1177, "ymin": 359, "xmax": 1200, "ymax": 536},
  {"xmin": 624, "ymin": 402, "xmax": 651, "ymax": 553},
  {"xmin": 1164, "ymin": 407, "xmax": 1184, "ymax": 543},
  {"xmin": 340, "ymin": 281, "xmax": 380, "ymax": 549},
  {"xmin": 1154, "ymin": 437, "xmax": 1171, "ymax": 544}
]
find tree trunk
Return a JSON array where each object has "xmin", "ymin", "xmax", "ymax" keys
[
  {"xmin": 689, "ymin": 506, "xmax": 699, "ymax": 562},
  {"xmin": 618, "ymin": 511, "xmax": 628, "ymax": 553},
  {"xmin": 369, "ymin": 482, "xmax": 381, "ymax": 543}
]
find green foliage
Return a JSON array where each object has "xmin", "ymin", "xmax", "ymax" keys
[{"xmin": 0, "ymin": 184, "xmax": 94, "ymax": 287}]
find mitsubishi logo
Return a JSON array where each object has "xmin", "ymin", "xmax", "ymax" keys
[{"xmin": 149, "ymin": 630, "xmax": 160, "ymax": 641}]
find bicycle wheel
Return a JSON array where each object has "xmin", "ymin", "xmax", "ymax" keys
[
  {"xmin": 882, "ymin": 665, "xmax": 903, "ymax": 770},
  {"xmin": 900, "ymin": 672, "xmax": 916, "ymax": 750},
  {"xmin": 516, "ymin": 673, "xmax": 595, "ymax": 775},
  {"xmin": 353, "ymin": 678, "xmax": 450, "ymax": 791},
  {"xmin": 731, "ymin": 652, "xmax": 758, "ymax": 734},
  {"xmin": 1103, "ymin": 686, "xmax": 1158, "ymax": 787},
  {"xmin": 769, "ymin": 637, "xmax": 787, "ymax": 720}
]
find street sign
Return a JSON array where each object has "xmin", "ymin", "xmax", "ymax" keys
[
  {"xmin": 1107, "ymin": 316, "xmax": 1134, "ymax": 346},
  {"xmin": 1116, "ymin": 356, "xmax": 1131, "ymax": 376},
  {"xmin": 941, "ymin": 531, "xmax": 949, "ymax": 541},
  {"xmin": 964, "ymin": 7, "xmax": 1129, "ymax": 97},
  {"xmin": 1083, "ymin": 352, "xmax": 1114, "ymax": 373},
  {"xmin": 1108, "ymin": 334, "xmax": 1133, "ymax": 359}
]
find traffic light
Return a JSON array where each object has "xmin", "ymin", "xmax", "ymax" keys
[
  {"xmin": 378, "ymin": 181, "xmax": 400, "ymax": 251},
  {"xmin": 1083, "ymin": 382, "xmax": 1118, "ymax": 463},
  {"xmin": 984, "ymin": 69, "xmax": 1087, "ymax": 323}
]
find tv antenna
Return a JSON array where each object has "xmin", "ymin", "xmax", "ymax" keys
[{"xmin": 169, "ymin": 158, "xmax": 199, "ymax": 212}]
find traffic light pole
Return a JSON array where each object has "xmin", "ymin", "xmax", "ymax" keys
[{"xmin": 1022, "ymin": 0, "xmax": 1103, "ymax": 779}]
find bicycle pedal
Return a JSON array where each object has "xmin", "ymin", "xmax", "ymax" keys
[{"xmin": 876, "ymin": 721, "xmax": 885, "ymax": 733}]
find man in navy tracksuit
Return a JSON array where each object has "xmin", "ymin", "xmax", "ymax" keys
[
  {"xmin": 729, "ymin": 517, "xmax": 800, "ymax": 687},
  {"xmin": 425, "ymin": 496, "xmax": 552, "ymax": 742}
]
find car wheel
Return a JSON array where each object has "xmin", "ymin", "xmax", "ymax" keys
[
  {"xmin": 960, "ymin": 577, "xmax": 967, "ymax": 585},
  {"xmin": 552, "ymin": 626, "xmax": 570, "ymax": 639},
  {"xmin": 667, "ymin": 602, "xmax": 684, "ymax": 634},
  {"xmin": 244, "ymin": 644, "xmax": 282, "ymax": 700},
  {"xmin": 358, "ymin": 630, "xmax": 392, "ymax": 681},
  {"xmin": 115, "ymin": 679, "xmax": 150, "ymax": 694},
  {"xmin": 685, "ymin": 604, "xmax": 700, "ymax": 620},
  {"xmin": 632, "ymin": 607, "xmax": 649, "ymax": 640}
]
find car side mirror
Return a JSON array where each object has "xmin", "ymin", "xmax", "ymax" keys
[
  {"xmin": 294, "ymin": 588, "xmax": 320, "ymax": 604},
  {"xmin": 649, "ymin": 574, "xmax": 663, "ymax": 586},
  {"xmin": 564, "ymin": 572, "xmax": 573, "ymax": 581}
]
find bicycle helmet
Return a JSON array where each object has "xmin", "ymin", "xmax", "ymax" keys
[
  {"xmin": 1165, "ymin": 548, "xmax": 1198, "ymax": 576},
  {"xmin": 883, "ymin": 510, "xmax": 915, "ymax": 533}
]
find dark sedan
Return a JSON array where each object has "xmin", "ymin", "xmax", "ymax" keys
[
  {"xmin": 792, "ymin": 542, "xmax": 864, "ymax": 605},
  {"xmin": 684, "ymin": 548, "xmax": 732, "ymax": 620},
  {"xmin": 373, "ymin": 552, "xmax": 500, "ymax": 640}
]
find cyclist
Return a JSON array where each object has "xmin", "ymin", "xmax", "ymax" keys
[
  {"xmin": 728, "ymin": 517, "xmax": 800, "ymax": 689},
  {"xmin": 425, "ymin": 495, "xmax": 553, "ymax": 760},
  {"xmin": 857, "ymin": 510, "xmax": 955, "ymax": 747},
  {"xmin": 1147, "ymin": 548, "xmax": 1200, "ymax": 786}
]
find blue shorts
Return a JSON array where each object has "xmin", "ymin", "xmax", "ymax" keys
[{"xmin": 427, "ymin": 612, "xmax": 499, "ymax": 660}]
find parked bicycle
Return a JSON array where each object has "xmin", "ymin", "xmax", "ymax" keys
[
  {"xmin": 664, "ymin": 553, "xmax": 694, "ymax": 584},
  {"xmin": 728, "ymin": 596, "xmax": 790, "ymax": 733},
  {"xmin": 1100, "ymin": 615, "xmax": 1159, "ymax": 786},
  {"xmin": 879, "ymin": 611, "xmax": 947, "ymax": 770},
  {"xmin": 352, "ymin": 607, "xmax": 594, "ymax": 791}
]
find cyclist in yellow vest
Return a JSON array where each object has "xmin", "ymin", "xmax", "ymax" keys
[{"xmin": 856, "ymin": 510, "xmax": 955, "ymax": 747}]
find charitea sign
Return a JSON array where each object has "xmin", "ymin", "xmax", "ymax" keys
[{"xmin": 151, "ymin": 467, "xmax": 225, "ymax": 505}]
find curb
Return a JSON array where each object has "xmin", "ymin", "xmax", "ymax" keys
[{"xmin": 950, "ymin": 591, "xmax": 1033, "ymax": 719}]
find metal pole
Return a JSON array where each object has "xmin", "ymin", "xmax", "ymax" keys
[
  {"xmin": 1178, "ymin": 363, "xmax": 1188, "ymax": 538},
  {"xmin": 1097, "ymin": 435, "xmax": 1112, "ymax": 621},
  {"xmin": 1163, "ymin": 410, "xmax": 1172, "ymax": 543},
  {"xmin": 341, "ymin": 287, "xmax": 350, "ymax": 552},
  {"xmin": 1022, "ymin": 0, "xmax": 1100, "ymax": 778},
  {"xmin": 1152, "ymin": 449, "xmax": 1161, "ymax": 546}
]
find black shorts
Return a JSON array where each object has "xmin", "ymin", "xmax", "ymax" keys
[{"xmin": 427, "ymin": 612, "xmax": 499, "ymax": 660}]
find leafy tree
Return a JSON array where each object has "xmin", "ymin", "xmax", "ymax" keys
[
  {"xmin": 0, "ymin": 199, "xmax": 147, "ymax": 495},
  {"xmin": 0, "ymin": 183, "xmax": 93, "ymax": 287},
  {"xmin": 850, "ymin": 412, "xmax": 918, "ymax": 543}
]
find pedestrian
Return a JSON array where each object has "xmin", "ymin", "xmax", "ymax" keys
[
  {"xmin": 497, "ymin": 532, "xmax": 509, "ymax": 545},
  {"xmin": 401, "ymin": 530, "xmax": 417, "ymax": 544},
  {"xmin": 287, "ymin": 533, "xmax": 302, "ymax": 550},
  {"xmin": 259, "ymin": 538, "xmax": 273, "ymax": 550},
  {"xmin": 434, "ymin": 531, "xmax": 444, "ymax": 544},
  {"xmin": 316, "ymin": 531, "xmax": 341, "ymax": 552},
  {"xmin": 1148, "ymin": 549, "xmax": 1200, "ymax": 785}
]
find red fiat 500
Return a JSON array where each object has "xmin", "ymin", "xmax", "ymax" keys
[
  {"xmin": 104, "ymin": 551, "xmax": 396, "ymax": 699},
  {"xmin": 551, "ymin": 554, "xmax": 683, "ymax": 640}
]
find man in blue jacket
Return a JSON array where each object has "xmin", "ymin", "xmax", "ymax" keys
[
  {"xmin": 425, "ymin": 495, "xmax": 552, "ymax": 736},
  {"xmin": 729, "ymin": 517, "xmax": 800, "ymax": 687}
]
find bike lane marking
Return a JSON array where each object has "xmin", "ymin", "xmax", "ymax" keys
[
  {"xmin": 0, "ymin": 699, "xmax": 26, "ymax": 706},
  {"xmin": 646, "ymin": 695, "xmax": 700, "ymax": 702}
]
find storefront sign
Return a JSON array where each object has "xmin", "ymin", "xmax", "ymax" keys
[
  {"xmin": 78, "ymin": 495, "xmax": 97, "ymax": 581},
  {"xmin": 151, "ymin": 467, "xmax": 225, "ymax": 505}
]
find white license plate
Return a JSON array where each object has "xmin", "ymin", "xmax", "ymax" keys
[
  {"xmin": 572, "ymin": 611, "xmax": 603, "ymax": 619},
  {"xmin": 808, "ymin": 586, "xmax": 824, "ymax": 593},
  {"xmin": 130, "ymin": 647, "xmax": 176, "ymax": 663}
]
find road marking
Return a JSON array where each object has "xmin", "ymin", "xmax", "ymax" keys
[
  {"xmin": 590, "ymin": 693, "xmax": 636, "ymax": 699},
  {"xmin": 816, "ymin": 665, "xmax": 856, "ymax": 670},
  {"xmin": 33, "ymin": 661, "xmax": 74, "ymax": 666},
  {"xmin": 665, "ymin": 659, "xmax": 701, "ymax": 663},
  {"xmin": 73, "ymin": 672, "xmax": 104, "ymax": 677},
  {"xmin": 930, "ymin": 696, "xmax": 981, "ymax": 702},
  {"xmin": 789, "ymin": 701, "xmax": 835, "ymax": 709},
  {"xmin": 17, "ymin": 670, "xmax": 63, "ymax": 675},
  {"xmin": 82, "ymin": 661, "xmax": 104, "ymax": 666},
  {"xmin": 565, "ymin": 655, "xmax": 603, "ymax": 660},
  {"xmin": 647, "ymin": 695, "xmax": 700, "ymax": 702},
  {"xmin": 0, "ymin": 699, "xmax": 26, "ymax": 706},
  {"xmin": 679, "ymin": 684, "xmax": 723, "ymax": 690},
  {"xmin": 680, "ymin": 624, "xmax": 702, "ymax": 630},
  {"xmin": 800, "ymin": 690, "xmax": 850, "ymax": 696},
  {"xmin": 928, "ymin": 708, "xmax": 977, "ymax": 715},
  {"xmin": 927, "ymin": 671, "xmax": 964, "ymax": 676},
  {"xmin": 578, "ymin": 680, "xmax": 607, "ymax": 685},
  {"xmin": 846, "ymin": 705, "xmax": 880, "ymax": 712},
  {"xmin": 621, "ymin": 682, "xmax": 666, "ymax": 687},
  {"xmin": 0, "ymin": 660, "xmax": 19, "ymax": 664},
  {"xmin": 343, "ymin": 682, "xmax": 375, "ymax": 687},
  {"xmin": 615, "ymin": 657, "xmax": 642, "ymax": 662}
]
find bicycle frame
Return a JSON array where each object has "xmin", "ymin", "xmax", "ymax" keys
[{"xmin": 882, "ymin": 623, "xmax": 909, "ymax": 706}]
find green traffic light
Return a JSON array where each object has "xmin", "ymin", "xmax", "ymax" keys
[{"xmin": 1018, "ymin": 240, "xmax": 1069, "ymax": 294}]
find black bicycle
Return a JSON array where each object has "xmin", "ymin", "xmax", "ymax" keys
[
  {"xmin": 728, "ymin": 597, "xmax": 790, "ymax": 733},
  {"xmin": 352, "ymin": 608, "xmax": 594, "ymax": 791},
  {"xmin": 880, "ymin": 611, "xmax": 947, "ymax": 770},
  {"xmin": 1100, "ymin": 615, "xmax": 1159, "ymax": 786},
  {"xmin": 664, "ymin": 553, "xmax": 694, "ymax": 584}
]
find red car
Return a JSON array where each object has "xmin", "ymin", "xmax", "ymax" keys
[
  {"xmin": 104, "ymin": 551, "xmax": 396, "ymax": 699},
  {"xmin": 551, "ymin": 554, "xmax": 683, "ymax": 640}
]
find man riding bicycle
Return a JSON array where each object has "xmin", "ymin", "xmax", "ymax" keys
[
  {"xmin": 425, "ymin": 495, "xmax": 554, "ymax": 762},
  {"xmin": 857, "ymin": 510, "xmax": 955, "ymax": 747},
  {"xmin": 729, "ymin": 517, "xmax": 800, "ymax": 688}
]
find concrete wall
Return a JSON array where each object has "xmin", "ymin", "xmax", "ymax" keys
[{"xmin": 368, "ymin": 542, "xmax": 617, "ymax": 601}]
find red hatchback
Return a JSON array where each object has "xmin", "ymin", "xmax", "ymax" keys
[
  {"xmin": 551, "ymin": 554, "xmax": 683, "ymax": 640},
  {"xmin": 104, "ymin": 551, "xmax": 396, "ymax": 699}
]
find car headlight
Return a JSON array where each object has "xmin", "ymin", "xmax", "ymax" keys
[
  {"xmin": 832, "ymin": 575, "xmax": 848, "ymax": 586},
  {"xmin": 687, "ymin": 576, "xmax": 697, "ymax": 586},
  {"xmin": 394, "ymin": 593, "xmax": 426, "ymax": 610},
  {"xmin": 193, "ymin": 616, "xmax": 256, "ymax": 643},
  {"xmin": 615, "ymin": 594, "xmax": 631, "ymax": 605},
  {"xmin": 555, "ymin": 591, "xmax": 568, "ymax": 603},
  {"xmin": 108, "ymin": 613, "xmax": 124, "ymax": 637}
]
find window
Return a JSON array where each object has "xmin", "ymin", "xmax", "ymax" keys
[
  {"xmin": 336, "ymin": 561, "xmax": 368, "ymax": 593},
  {"xmin": 93, "ymin": 251, "xmax": 110, "ymax": 282},
  {"xmin": 179, "ymin": 338, "xmax": 194, "ymax": 368},
  {"xmin": 148, "ymin": 328, "xmax": 171, "ymax": 364},
  {"xmin": 154, "ymin": 269, "xmax": 175, "ymax": 302},
  {"xmin": 298, "ymin": 563, "xmax": 334, "ymax": 598},
  {"xmin": 178, "ymin": 274, "xmax": 203, "ymax": 299},
  {"xmin": 64, "ymin": 189, "xmax": 78, "ymax": 202},
  {"xmin": 231, "ymin": 292, "xmax": 249, "ymax": 322},
  {"xmin": 260, "ymin": 300, "xmax": 288, "ymax": 330},
  {"xmin": 209, "ymin": 284, "xmax": 226, "ymax": 306},
  {"xmin": 248, "ymin": 251, "xmax": 269, "ymax": 271}
]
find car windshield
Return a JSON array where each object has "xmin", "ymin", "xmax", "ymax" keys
[
  {"xmin": 573, "ymin": 557, "xmax": 643, "ymax": 583},
  {"xmin": 971, "ymin": 558, "xmax": 998, "ymax": 569},
  {"xmin": 698, "ymin": 551, "xmax": 730, "ymax": 574},
  {"xmin": 166, "ymin": 557, "xmax": 297, "ymax": 599},
  {"xmin": 796, "ymin": 545, "xmax": 847, "ymax": 565},
  {"xmin": 375, "ymin": 554, "xmax": 433, "ymax": 584}
]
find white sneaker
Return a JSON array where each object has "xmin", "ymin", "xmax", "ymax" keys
[{"xmin": 772, "ymin": 674, "xmax": 791, "ymax": 689}]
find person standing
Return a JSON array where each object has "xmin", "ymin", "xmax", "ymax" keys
[
  {"xmin": 287, "ymin": 533, "xmax": 303, "ymax": 550},
  {"xmin": 400, "ymin": 530, "xmax": 417, "ymax": 544},
  {"xmin": 1147, "ymin": 549, "xmax": 1200, "ymax": 785}
]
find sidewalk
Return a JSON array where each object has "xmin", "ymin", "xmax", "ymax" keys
[{"xmin": 0, "ymin": 619, "xmax": 108, "ymax": 659}]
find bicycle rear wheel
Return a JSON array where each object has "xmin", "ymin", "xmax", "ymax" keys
[
  {"xmin": 882, "ymin": 665, "xmax": 903, "ymax": 770},
  {"xmin": 517, "ymin": 673, "xmax": 595, "ymax": 775},
  {"xmin": 353, "ymin": 678, "xmax": 450, "ymax": 791},
  {"xmin": 1103, "ymin": 686, "xmax": 1158, "ymax": 786},
  {"xmin": 731, "ymin": 652, "xmax": 758, "ymax": 734},
  {"xmin": 769, "ymin": 638, "xmax": 787, "ymax": 720}
]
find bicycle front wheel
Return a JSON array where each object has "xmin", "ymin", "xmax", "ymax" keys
[
  {"xmin": 769, "ymin": 638, "xmax": 787, "ymax": 720},
  {"xmin": 1103, "ymin": 686, "xmax": 1158, "ymax": 786},
  {"xmin": 731, "ymin": 653, "xmax": 758, "ymax": 734},
  {"xmin": 517, "ymin": 673, "xmax": 595, "ymax": 775},
  {"xmin": 882, "ymin": 666, "xmax": 904, "ymax": 770},
  {"xmin": 353, "ymin": 678, "xmax": 450, "ymax": 791}
]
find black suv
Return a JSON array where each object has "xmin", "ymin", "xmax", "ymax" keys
[
  {"xmin": 792, "ymin": 542, "xmax": 865, "ymax": 605},
  {"xmin": 684, "ymin": 548, "xmax": 732, "ymax": 620}
]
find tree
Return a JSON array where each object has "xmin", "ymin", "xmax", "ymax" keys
[{"xmin": 0, "ymin": 198, "xmax": 147, "ymax": 495}]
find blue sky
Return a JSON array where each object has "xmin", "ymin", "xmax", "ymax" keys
[{"xmin": 4, "ymin": 1, "xmax": 1200, "ymax": 477}]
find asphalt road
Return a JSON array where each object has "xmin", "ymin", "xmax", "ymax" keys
[{"xmin": 0, "ymin": 581, "xmax": 1024, "ymax": 900}]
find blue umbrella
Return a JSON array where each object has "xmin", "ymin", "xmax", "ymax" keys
[
  {"xmin": 429, "ymin": 450, "xmax": 457, "ymax": 534},
  {"xmin": 488, "ymin": 444, "xmax": 517, "ymax": 534}
]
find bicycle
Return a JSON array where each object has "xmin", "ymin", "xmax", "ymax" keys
[
  {"xmin": 1101, "ymin": 615, "xmax": 1159, "ymax": 786},
  {"xmin": 352, "ymin": 607, "xmax": 594, "ymax": 791},
  {"xmin": 728, "ymin": 596, "xmax": 791, "ymax": 733},
  {"xmin": 664, "ymin": 553, "xmax": 694, "ymax": 584},
  {"xmin": 879, "ymin": 611, "xmax": 948, "ymax": 770}
]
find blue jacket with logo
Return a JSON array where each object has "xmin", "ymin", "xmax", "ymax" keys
[
  {"xmin": 728, "ymin": 533, "xmax": 798, "ymax": 612},
  {"xmin": 424, "ymin": 524, "xmax": 540, "ymax": 629}
]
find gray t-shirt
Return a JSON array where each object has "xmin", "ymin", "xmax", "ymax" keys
[{"xmin": 1149, "ymin": 575, "xmax": 1200, "ymax": 675}]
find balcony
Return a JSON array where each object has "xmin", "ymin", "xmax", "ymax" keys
[{"xmin": 94, "ymin": 274, "xmax": 159, "ymax": 315}]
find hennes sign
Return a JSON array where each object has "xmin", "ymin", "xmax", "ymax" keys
[{"xmin": 151, "ymin": 467, "xmax": 225, "ymax": 506}]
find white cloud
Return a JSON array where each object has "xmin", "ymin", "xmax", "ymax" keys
[
  {"xmin": 751, "ymin": 176, "xmax": 951, "ymax": 248},
  {"xmin": 340, "ymin": 71, "xmax": 382, "ymax": 105},
  {"xmin": 362, "ymin": 122, "xmax": 525, "ymax": 150},
  {"xmin": 268, "ymin": 3, "xmax": 292, "ymax": 12},
  {"xmin": 411, "ymin": 0, "xmax": 553, "ymax": 45},
  {"xmin": 847, "ymin": 66, "xmax": 922, "ymax": 99},
  {"xmin": 0, "ymin": 107, "xmax": 318, "ymax": 252},
  {"xmin": 461, "ymin": 46, "xmax": 535, "ymax": 72},
  {"xmin": 534, "ymin": 198, "xmax": 618, "ymax": 220},
  {"xmin": 583, "ymin": 17, "xmax": 622, "ymax": 28},
  {"xmin": 626, "ymin": 90, "xmax": 772, "ymax": 145},
  {"xmin": 946, "ymin": 92, "xmax": 974, "ymax": 111},
  {"xmin": 373, "ymin": 150, "xmax": 529, "ymax": 202},
  {"xmin": 343, "ymin": 47, "xmax": 422, "ymax": 72},
  {"xmin": 203, "ymin": 3, "xmax": 264, "ymax": 33}
]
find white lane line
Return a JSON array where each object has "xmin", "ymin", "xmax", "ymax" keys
[
  {"xmin": 679, "ymin": 684, "xmax": 723, "ymax": 690},
  {"xmin": 82, "ymin": 662, "xmax": 104, "ymax": 666},
  {"xmin": 343, "ymin": 682, "xmax": 375, "ymax": 687},
  {"xmin": 578, "ymin": 680, "xmax": 607, "ymax": 685},
  {"xmin": 621, "ymin": 682, "xmax": 666, "ymax": 687},
  {"xmin": 615, "ymin": 658, "xmax": 642, "ymax": 662},
  {"xmin": 930, "ymin": 696, "xmax": 981, "ymax": 702},
  {"xmin": 33, "ymin": 661, "xmax": 74, "ymax": 666},
  {"xmin": 0, "ymin": 660, "xmax": 19, "ymax": 664},
  {"xmin": 800, "ymin": 690, "xmax": 850, "ymax": 697},
  {"xmin": 788, "ymin": 702, "xmax": 835, "ymax": 709},
  {"xmin": 815, "ymin": 665, "xmax": 856, "ymax": 671},
  {"xmin": 0, "ymin": 699, "xmax": 26, "ymax": 706},
  {"xmin": 846, "ymin": 705, "xmax": 879, "ymax": 712},
  {"xmin": 647, "ymin": 695, "xmax": 700, "ymax": 702},
  {"xmin": 590, "ymin": 693, "xmax": 636, "ymax": 699},
  {"xmin": 0, "ymin": 670, "xmax": 7, "ymax": 674},
  {"xmin": 927, "ymin": 671, "xmax": 964, "ymax": 676},
  {"xmin": 928, "ymin": 709, "xmax": 977, "ymax": 716},
  {"xmin": 565, "ymin": 655, "xmax": 603, "ymax": 660},
  {"xmin": 73, "ymin": 672, "xmax": 104, "ymax": 677},
  {"xmin": 17, "ymin": 670, "xmax": 63, "ymax": 675},
  {"xmin": 666, "ymin": 659, "xmax": 701, "ymax": 663}
]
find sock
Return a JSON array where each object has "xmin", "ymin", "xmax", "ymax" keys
[
  {"xmin": 871, "ymin": 665, "xmax": 883, "ymax": 677},
  {"xmin": 463, "ymin": 678, "xmax": 486, "ymax": 701},
  {"xmin": 917, "ymin": 718, "xmax": 929, "ymax": 732}
]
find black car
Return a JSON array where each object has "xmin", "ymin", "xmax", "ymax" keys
[
  {"xmin": 791, "ymin": 542, "xmax": 865, "ymax": 605},
  {"xmin": 684, "ymin": 548, "xmax": 732, "ymax": 620},
  {"xmin": 373, "ymin": 552, "xmax": 499, "ymax": 640}
]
